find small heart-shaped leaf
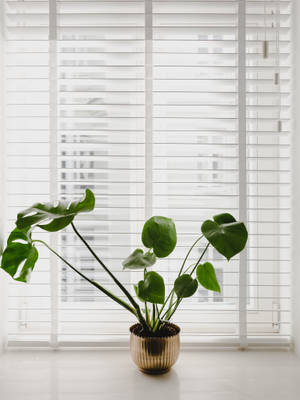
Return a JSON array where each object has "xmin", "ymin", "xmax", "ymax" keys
[
  {"xmin": 0, "ymin": 227, "xmax": 39, "ymax": 282},
  {"xmin": 122, "ymin": 249, "xmax": 156, "ymax": 270},
  {"xmin": 174, "ymin": 274, "xmax": 198, "ymax": 298},
  {"xmin": 142, "ymin": 216, "xmax": 177, "ymax": 258},
  {"xmin": 201, "ymin": 213, "xmax": 248, "ymax": 261},
  {"xmin": 196, "ymin": 262, "xmax": 221, "ymax": 293},
  {"xmin": 17, "ymin": 188, "xmax": 95, "ymax": 232},
  {"xmin": 135, "ymin": 271, "xmax": 165, "ymax": 304}
]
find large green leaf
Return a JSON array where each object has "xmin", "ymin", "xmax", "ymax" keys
[
  {"xmin": 196, "ymin": 262, "xmax": 221, "ymax": 293},
  {"xmin": 16, "ymin": 188, "xmax": 95, "ymax": 232},
  {"xmin": 122, "ymin": 248, "xmax": 156, "ymax": 270},
  {"xmin": 0, "ymin": 227, "xmax": 38, "ymax": 282},
  {"xmin": 201, "ymin": 213, "xmax": 248, "ymax": 261},
  {"xmin": 142, "ymin": 216, "xmax": 177, "ymax": 258},
  {"xmin": 134, "ymin": 271, "xmax": 165, "ymax": 304},
  {"xmin": 174, "ymin": 274, "xmax": 198, "ymax": 298}
]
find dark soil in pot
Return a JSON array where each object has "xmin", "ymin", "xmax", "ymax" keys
[{"xmin": 130, "ymin": 322, "xmax": 180, "ymax": 338}]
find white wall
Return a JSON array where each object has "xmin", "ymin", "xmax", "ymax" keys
[{"xmin": 292, "ymin": 0, "xmax": 300, "ymax": 356}]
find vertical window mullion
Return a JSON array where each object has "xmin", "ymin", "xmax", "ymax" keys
[
  {"xmin": 49, "ymin": 0, "xmax": 58, "ymax": 348},
  {"xmin": 238, "ymin": 0, "xmax": 248, "ymax": 349},
  {"xmin": 145, "ymin": 0, "xmax": 153, "ymax": 219}
]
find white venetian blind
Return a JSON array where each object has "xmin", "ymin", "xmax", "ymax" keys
[
  {"xmin": 245, "ymin": 0, "xmax": 291, "ymax": 344},
  {"xmin": 2, "ymin": 0, "xmax": 291, "ymax": 347}
]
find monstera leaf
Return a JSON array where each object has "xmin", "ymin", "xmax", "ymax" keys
[
  {"xmin": 122, "ymin": 249, "xmax": 156, "ymax": 270},
  {"xmin": 196, "ymin": 262, "xmax": 221, "ymax": 293},
  {"xmin": 1, "ymin": 190, "xmax": 96, "ymax": 283},
  {"xmin": 16, "ymin": 188, "xmax": 95, "ymax": 232},
  {"xmin": 142, "ymin": 216, "xmax": 177, "ymax": 258},
  {"xmin": 134, "ymin": 271, "xmax": 165, "ymax": 304},
  {"xmin": 201, "ymin": 213, "xmax": 248, "ymax": 261},
  {"xmin": 174, "ymin": 274, "xmax": 198, "ymax": 298},
  {"xmin": 0, "ymin": 227, "xmax": 38, "ymax": 282}
]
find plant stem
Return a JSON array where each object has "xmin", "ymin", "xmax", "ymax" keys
[
  {"xmin": 164, "ymin": 291, "xmax": 175, "ymax": 320},
  {"xmin": 178, "ymin": 235, "xmax": 203, "ymax": 277},
  {"xmin": 155, "ymin": 304, "xmax": 159, "ymax": 316},
  {"xmin": 152, "ymin": 304, "xmax": 163, "ymax": 333},
  {"xmin": 143, "ymin": 269, "xmax": 150, "ymax": 326},
  {"xmin": 33, "ymin": 240, "xmax": 136, "ymax": 315},
  {"xmin": 160, "ymin": 300, "xmax": 178, "ymax": 320},
  {"xmin": 166, "ymin": 242, "xmax": 210, "ymax": 321},
  {"xmin": 145, "ymin": 303, "xmax": 150, "ymax": 325},
  {"xmin": 156, "ymin": 237, "xmax": 205, "ymax": 321},
  {"xmin": 71, "ymin": 222, "xmax": 148, "ymax": 331},
  {"xmin": 152, "ymin": 319, "xmax": 160, "ymax": 333},
  {"xmin": 165, "ymin": 298, "xmax": 181, "ymax": 322},
  {"xmin": 158, "ymin": 289, "xmax": 174, "ymax": 316},
  {"xmin": 183, "ymin": 263, "xmax": 196, "ymax": 274},
  {"xmin": 159, "ymin": 235, "xmax": 203, "ymax": 322},
  {"xmin": 152, "ymin": 303, "xmax": 156, "ymax": 328},
  {"xmin": 190, "ymin": 242, "xmax": 210, "ymax": 275}
]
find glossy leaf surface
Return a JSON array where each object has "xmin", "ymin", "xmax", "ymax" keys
[
  {"xmin": 142, "ymin": 216, "xmax": 177, "ymax": 258},
  {"xmin": 201, "ymin": 213, "xmax": 248, "ymax": 261},
  {"xmin": 122, "ymin": 249, "xmax": 156, "ymax": 270},
  {"xmin": 0, "ymin": 227, "xmax": 38, "ymax": 282},
  {"xmin": 174, "ymin": 274, "xmax": 198, "ymax": 298},
  {"xmin": 134, "ymin": 271, "xmax": 165, "ymax": 304},
  {"xmin": 196, "ymin": 262, "xmax": 221, "ymax": 293},
  {"xmin": 16, "ymin": 188, "xmax": 95, "ymax": 232}
]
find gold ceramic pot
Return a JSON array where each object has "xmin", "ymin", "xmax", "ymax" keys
[{"xmin": 129, "ymin": 323, "xmax": 180, "ymax": 374}]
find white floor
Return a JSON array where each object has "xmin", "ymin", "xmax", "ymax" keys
[{"xmin": 0, "ymin": 349, "xmax": 299, "ymax": 400}]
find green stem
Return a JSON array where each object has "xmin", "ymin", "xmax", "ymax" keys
[
  {"xmin": 165, "ymin": 298, "xmax": 180, "ymax": 322},
  {"xmin": 164, "ymin": 291, "xmax": 175, "ymax": 320},
  {"xmin": 178, "ymin": 235, "xmax": 203, "ymax": 277},
  {"xmin": 143, "ymin": 269, "xmax": 150, "ymax": 326},
  {"xmin": 152, "ymin": 304, "xmax": 163, "ymax": 333},
  {"xmin": 33, "ymin": 240, "xmax": 136, "ymax": 316},
  {"xmin": 190, "ymin": 243, "xmax": 210, "ymax": 275},
  {"xmin": 158, "ymin": 269, "xmax": 192, "ymax": 320},
  {"xmin": 71, "ymin": 222, "xmax": 148, "ymax": 331},
  {"xmin": 145, "ymin": 303, "xmax": 150, "ymax": 325},
  {"xmin": 157, "ymin": 237, "xmax": 204, "ymax": 320},
  {"xmin": 155, "ymin": 304, "xmax": 159, "ymax": 316},
  {"xmin": 183, "ymin": 263, "xmax": 196, "ymax": 274},
  {"xmin": 152, "ymin": 303, "xmax": 156, "ymax": 328},
  {"xmin": 166, "ymin": 242, "xmax": 210, "ymax": 321},
  {"xmin": 158, "ymin": 289, "xmax": 174, "ymax": 316},
  {"xmin": 152, "ymin": 319, "xmax": 160, "ymax": 333},
  {"xmin": 157, "ymin": 265, "xmax": 195, "ymax": 320},
  {"xmin": 161, "ymin": 300, "xmax": 178, "ymax": 321}
]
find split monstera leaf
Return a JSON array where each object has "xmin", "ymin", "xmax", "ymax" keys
[
  {"xmin": 1, "ymin": 189, "xmax": 95, "ymax": 282},
  {"xmin": 16, "ymin": 188, "xmax": 95, "ymax": 232},
  {"xmin": 0, "ymin": 227, "xmax": 38, "ymax": 282}
]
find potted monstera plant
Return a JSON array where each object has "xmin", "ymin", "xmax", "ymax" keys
[{"xmin": 0, "ymin": 189, "xmax": 248, "ymax": 374}]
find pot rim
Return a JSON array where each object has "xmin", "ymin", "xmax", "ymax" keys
[{"xmin": 129, "ymin": 322, "xmax": 181, "ymax": 338}]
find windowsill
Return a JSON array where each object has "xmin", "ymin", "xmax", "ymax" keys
[{"xmin": 0, "ymin": 349, "xmax": 299, "ymax": 400}]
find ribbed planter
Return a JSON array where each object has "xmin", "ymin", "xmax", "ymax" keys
[{"xmin": 129, "ymin": 323, "xmax": 180, "ymax": 374}]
